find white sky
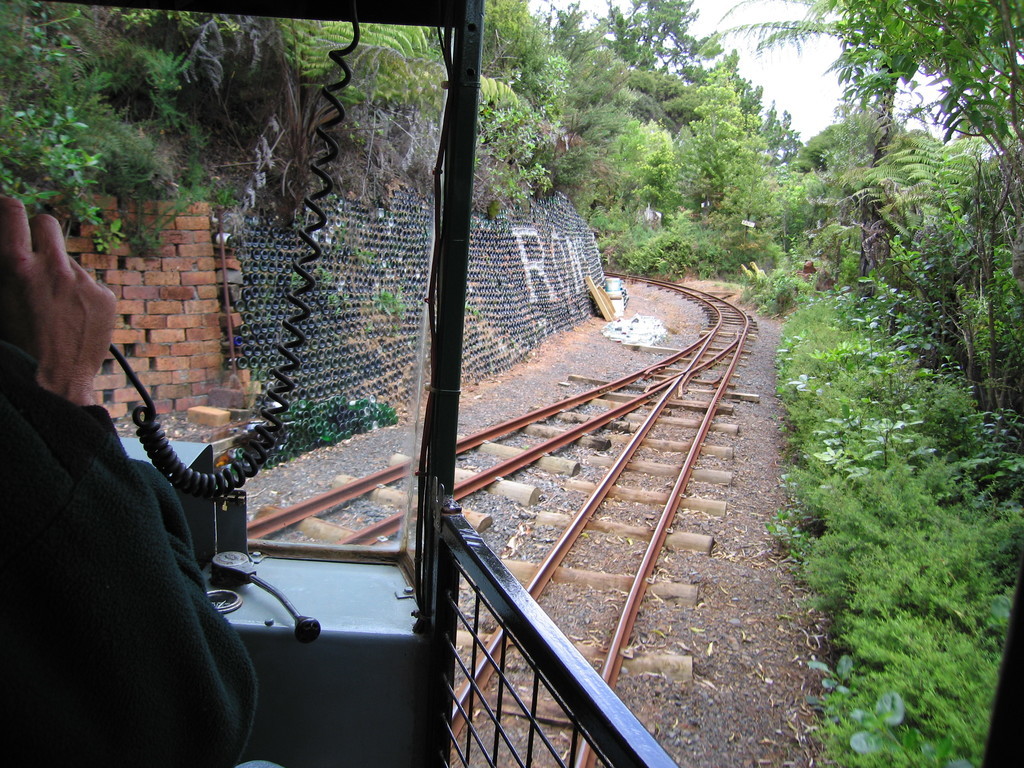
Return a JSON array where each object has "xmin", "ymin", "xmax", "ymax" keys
[{"xmin": 529, "ymin": 0, "xmax": 844, "ymax": 140}]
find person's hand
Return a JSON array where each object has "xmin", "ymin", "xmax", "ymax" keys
[{"xmin": 0, "ymin": 197, "xmax": 116, "ymax": 406}]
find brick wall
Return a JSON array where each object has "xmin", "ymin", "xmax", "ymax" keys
[{"xmin": 66, "ymin": 197, "xmax": 246, "ymax": 418}]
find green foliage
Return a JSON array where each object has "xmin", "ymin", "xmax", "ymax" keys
[
  {"xmin": 0, "ymin": 105, "xmax": 103, "ymax": 222},
  {"xmin": 477, "ymin": 100, "xmax": 552, "ymax": 206},
  {"xmin": 372, "ymin": 289, "xmax": 406, "ymax": 317},
  {"xmin": 739, "ymin": 259, "xmax": 812, "ymax": 316},
  {"xmin": 776, "ymin": 294, "xmax": 1022, "ymax": 767},
  {"xmin": 678, "ymin": 67, "xmax": 770, "ymax": 217},
  {"xmin": 0, "ymin": 2, "xmax": 101, "ymax": 222},
  {"xmin": 603, "ymin": 0, "xmax": 715, "ymax": 79},
  {"xmin": 808, "ymin": 659, "xmax": 975, "ymax": 768}
]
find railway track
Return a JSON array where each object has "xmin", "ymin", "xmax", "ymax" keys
[
  {"xmin": 248, "ymin": 278, "xmax": 752, "ymax": 541},
  {"xmin": 248, "ymin": 276, "xmax": 759, "ymax": 765}
]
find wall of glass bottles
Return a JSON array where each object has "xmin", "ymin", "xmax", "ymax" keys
[{"xmin": 234, "ymin": 192, "xmax": 603, "ymax": 461}]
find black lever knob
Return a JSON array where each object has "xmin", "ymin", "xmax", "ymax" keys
[{"xmin": 211, "ymin": 552, "xmax": 321, "ymax": 643}]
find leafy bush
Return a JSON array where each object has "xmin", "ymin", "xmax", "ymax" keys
[
  {"xmin": 739, "ymin": 260, "xmax": 812, "ymax": 316},
  {"xmin": 775, "ymin": 293, "xmax": 1022, "ymax": 767}
]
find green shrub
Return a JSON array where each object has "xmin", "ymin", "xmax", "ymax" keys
[{"xmin": 776, "ymin": 293, "xmax": 1022, "ymax": 767}]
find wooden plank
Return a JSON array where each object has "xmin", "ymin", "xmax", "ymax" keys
[
  {"xmin": 567, "ymin": 373, "xmax": 613, "ymax": 386},
  {"xmin": 565, "ymin": 478, "xmax": 727, "ymax": 515},
  {"xmin": 532, "ymin": 511, "xmax": 714, "ymax": 554},
  {"xmin": 503, "ymin": 560, "xmax": 698, "ymax": 605},
  {"xmin": 478, "ymin": 441, "xmax": 580, "ymax": 476},
  {"xmin": 585, "ymin": 275, "xmax": 617, "ymax": 321},
  {"xmin": 624, "ymin": 343, "xmax": 683, "ymax": 356},
  {"xmin": 587, "ymin": 455, "xmax": 733, "ymax": 485}
]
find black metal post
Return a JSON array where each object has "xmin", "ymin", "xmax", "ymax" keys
[{"xmin": 420, "ymin": 1, "xmax": 484, "ymax": 764}]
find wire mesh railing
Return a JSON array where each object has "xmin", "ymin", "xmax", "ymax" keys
[{"xmin": 435, "ymin": 513, "xmax": 679, "ymax": 768}]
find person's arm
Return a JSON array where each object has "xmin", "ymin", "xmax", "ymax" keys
[
  {"xmin": 0, "ymin": 197, "xmax": 257, "ymax": 765},
  {"xmin": 0, "ymin": 196, "xmax": 116, "ymax": 404}
]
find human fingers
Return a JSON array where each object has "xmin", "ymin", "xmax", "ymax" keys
[
  {"xmin": 0, "ymin": 196, "xmax": 33, "ymax": 269},
  {"xmin": 27, "ymin": 209, "xmax": 73, "ymax": 276}
]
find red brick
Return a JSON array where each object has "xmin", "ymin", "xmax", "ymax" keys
[
  {"xmin": 159, "ymin": 285, "xmax": 197, "ymax": 301},
  {"xmin": 114, "ymin": 387, "xmax": 146, "ymax": 403},
  {"xmin": 150, "ymin": 328, "xmax": 186, "ymax": 343},
  {"xmin": 193, "ymin": 229, "xmax": 212, "ymax": 245},
  {"xmin": 196, "ymin": 285, "xmax": 220, "ymax": 300},
  {"xmin": 66, "ymin": 236, "xmax": 94, "ymax": 253},
  {"xmin": 187, "ymin": 202, "xmax": 212, "ymax": 216},
  {"xmin": 178, "ymin": 243, "xmax": 215, "ymax": 259},
  {"xmin": 172, "ymin": 368, "xmax": 206, "ymax": 384},
  {"xmin": 190, "ymin": 353, "xmax": 222, "ymax": 369},
  {"xmin": 184, "ymin": 340, "xmax": 219, "ymax": 355},
  {"xmin": 104, "ymin": 270, "xmax": 143, "ymax": 286},
  {"xmin": 160, "ymin": 230, "xmax": 192, "ymax": 245},
  {"xmin": 105, "ymin": 285, "xmax": 123, "ymax": 299},
  {"xmin": 126, "ymin": 256, "xmax": 163, "ymax": 271},
  {"xmin": 196, "ymin": 257, "xmax": 217, "ymax": 271},
  {"xmin": 123, "ymin": 285, "xmax": 161, "ymax": 300},
  {"xmin": 124, "ymin": 356, "xmax": 150, "ymax": 372},
  {"xmin": 181, "ymin": 270, "xmax": 218, "ymax": 286},
  {"xmin": 116, "ymin": 300, "xmax": 146, "ymax": 314},
  {"xmin": 154, "ymin": 355, "xmax": 188, "ymax": 371},
  {"xmin": 156, "ymin": 383, "xmax": 190, "ymax": 400},
  {"xmin": 152, "ymin": 399, "xmax": 174, "ymax": 415},
  {"xmin": 111, "ymin": 328, "xmax": 146, "ymax": 345},
  {"xmin": 146, "ymin": 300, "xmax": 183, "ymax": 314},
  {"xmin": 79, "ymin": 252, "xmax": 119, "ymax": 270},
  {"xmin": 167, "ymin": 341, "xmax": 204, "ymax": 356},
  {"xmin": 160, "ymin": 257, "xmax": 198, "ymax": 272},
  {"xmin": 186, "ymin": 326, "xmax": 222, "ymax": 342},
  {"xmin": 133, "ymin": 343, "xmax": 169, "ymax": 357},
  {"xmin": 175, "ymin": 215, "xmax": 210, "ymax": 231},
  {"xmin": 143, "ymin": 271, "xmax": 181, "ymax": 286},
  {"xmin": 129, "ymin": 314, "xmax": 168, "ymax": 330},
  {"xmin": 175, "ymin": 396, "xmax": 209, "ymax": 411},
  {"xmin": 80, "ymin": 223, "xmax": 99, "ymax": 237},
  {"xmin": 166, "ymin": 314, "xmax": 204, "ymax": 329},
  {"xmin": 183, "ymin": 299, "xmax": 220, "ymax": 315},
  {"xmin": 138, "ymin": 371, "xmax": 173, "ymax": 387}
]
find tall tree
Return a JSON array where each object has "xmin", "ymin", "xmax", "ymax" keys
[
  {"xmin": 834, "ymin": 0, "xmax": 1024, "ymax": 292},
  {"xmin": 604, "ymin": 0, "xmax": 713, "ymax": 79},
  {"xmin": 678, "ymin": 67, "xmax": 770, "ymax": 221},
  {"xmin": 729, "ymin": 0, "xmax": 900, "ymax": 278}
]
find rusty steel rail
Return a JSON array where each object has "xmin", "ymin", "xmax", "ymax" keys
[
  {"xmin": 449, "ymin": 279, "xmax": 752, "ymax": 745},
  {"xmin": 575, "ymin": 289, "xmax": 751, "ymax": 768},
  {"xmin": 247, "ymin": 280, "xmax": 743, "ymax": 544}
]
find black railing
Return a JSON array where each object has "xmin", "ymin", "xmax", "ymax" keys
[{"xmin": 434, "ymin": 512, "xmax": 680, "ymax": 768}]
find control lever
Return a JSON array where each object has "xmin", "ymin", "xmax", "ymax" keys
[{"xmin": 211, "ymin": 551, "xmax": 321, "ymax": 643}]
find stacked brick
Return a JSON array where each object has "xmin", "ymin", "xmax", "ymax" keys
[{"xmin": 65, "ymin": 197, "xmax": 245, "ymax": 418}]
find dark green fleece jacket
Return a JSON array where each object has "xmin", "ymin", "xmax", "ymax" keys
[{"xmin": 0, "ymin": 341, "xmax": 256, "ymax": 766}]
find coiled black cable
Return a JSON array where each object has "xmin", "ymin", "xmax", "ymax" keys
[{"xmin": 116, "ymin": 7, "xmax": 360, "ymax": 499}]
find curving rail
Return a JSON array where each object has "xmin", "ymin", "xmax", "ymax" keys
[
  {"xmin": 442, "ymin": 277, "xmax": 752, "ymax": 766},
  {"xmin": 246, "ymin": 276, "xmax": 755, "ymax": 766},
  {"xmin": 247, "ymin": 277, "xmax": 750, "ymax": 550}
]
